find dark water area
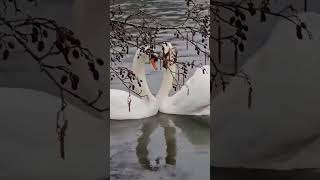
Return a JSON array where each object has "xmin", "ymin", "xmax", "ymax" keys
[{"xmin": 211, "ymin": 167, "xmax": 320, "ymax": 180}]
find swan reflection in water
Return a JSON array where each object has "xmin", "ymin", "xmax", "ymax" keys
[
  {"xmin": 110, "ymin": 113, "xmax": 209, "ymax": 179},
  {"xmin": 136, "ymin": 117, "xmax": 177, "ymax": 170},
  {"xmin": 135, "ymin": 113, "xmax": 209, "ymax": 171}
]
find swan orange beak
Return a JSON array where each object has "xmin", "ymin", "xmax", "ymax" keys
[{"xmin": 150, "ymin": 54, "xmax": 158, "ymax": 71}]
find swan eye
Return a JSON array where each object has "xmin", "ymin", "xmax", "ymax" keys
[{"xmin": 150, "ymin": 54, "xmax": 158, "ymax": 61}]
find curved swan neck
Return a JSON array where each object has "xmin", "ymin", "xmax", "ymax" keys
[
  {"xmin": 132, "ymin": 51, "xmax": 146, "ymax": 77},
  {"xmin": 132, "ymin": 50, "xmax": 155, "ymax": 100},
  {"xmin": 157, "ymin": 64, "xmax": 177, "ymax": 99}
]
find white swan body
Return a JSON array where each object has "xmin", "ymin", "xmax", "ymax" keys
[
  {"xmin": 110, "ymin": 89, "xmax": 158, "ymax": 120},
  {"xmin": 212, "ymin": 12, "xmax": 320, "ymax": 169},
  {"xmin": 0, "ymin": 88, "xmax": 106, "ymax": 177},
  {"xmin": 157, "ymin": 43, "xmax": 210, "ymax": 116},
  {"xmin": 110, "ymin": 47, "xmax": 159, "ymax": 120}
]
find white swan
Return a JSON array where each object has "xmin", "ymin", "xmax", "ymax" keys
[
  {"xmin": 211, "ymin": 12, "xmax": 320, "ymax": 169},
  {"xmin": 110, "ymin": 46, "xmax": 159, "ymax": 120},
  {"xmin": 156, "ymin": 42, "xmax": 210, "ymax": 116},
  {"xmin": 0, "ymin": 87, "xmax": 107, "ymax": 177}
]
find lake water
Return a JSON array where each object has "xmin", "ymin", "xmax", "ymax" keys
[
  {"xmin": 110, "ymin": 113, "xmax": 209, "ymax": 180},
  {"xmin": 110, "ymin": 0, "xmax": 210, "ymax": 179}
]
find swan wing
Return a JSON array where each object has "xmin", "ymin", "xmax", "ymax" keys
[
  {"xmin": 110, "ymin": 89, "xmax": 157, "ymax": 120},
  {"xmin": 169, "ymin": 65, "xmax": 210, "ymax": 115}
]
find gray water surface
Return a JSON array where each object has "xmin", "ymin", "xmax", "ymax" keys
[{"xmin": 110, "ymin": 113, "xmax": 209, "ymax": 180}]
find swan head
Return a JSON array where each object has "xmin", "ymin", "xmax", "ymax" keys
[
  {"xmin": 137, "ymin": 45, "xmax": 159, "ymax": 70},
  {"xmin": 161, "ymin": 42, "xmax": 177, "ymax": 69}
]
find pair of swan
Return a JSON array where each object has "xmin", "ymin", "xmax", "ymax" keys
[{"xmin": 110, "ymin": 43, "xmax": 210, "ymax": 120}]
